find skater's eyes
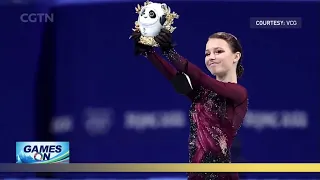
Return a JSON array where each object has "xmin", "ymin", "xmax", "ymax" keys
[{"xmin": 215, "ymin": 50, "xmax": 224, "ymax": 54}]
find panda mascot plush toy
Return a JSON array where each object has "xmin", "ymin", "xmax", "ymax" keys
[
  {"xmin": 137, "ymin": 2, "xmax": 167, "ymax": 37},
  {"xmin": 133, "ymin": 1, "xmax": 179, "ymax": 47}
]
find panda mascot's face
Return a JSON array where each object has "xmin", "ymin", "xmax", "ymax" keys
[{"xmin": 138, "ymin": 3, "xmax": 166, "ymax": 37}]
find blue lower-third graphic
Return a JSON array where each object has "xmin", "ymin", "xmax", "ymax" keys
[{"xmin": 16, "ymin": 142, "xmax": 69, "ymax": 164}]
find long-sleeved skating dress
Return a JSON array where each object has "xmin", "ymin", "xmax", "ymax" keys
[{"xmin": 144, "ymin": 49, "xmax": 248, "ymax": 180}]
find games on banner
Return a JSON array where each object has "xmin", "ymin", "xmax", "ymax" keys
[{"xmin": 16, "ymin": 142, "xmax": 69, "ymax": 164}]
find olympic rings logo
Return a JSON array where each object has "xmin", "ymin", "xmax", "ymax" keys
[{"xmin": 33, "ymin": 152, "xmax": 43, "ymax": 161}]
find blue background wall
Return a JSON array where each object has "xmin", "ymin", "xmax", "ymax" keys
[{"xmin": 0, "ymin": 0, "xmax": 319, "ymax": 179}]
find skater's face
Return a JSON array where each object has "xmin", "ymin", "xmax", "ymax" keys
[{"xmin": 205, "ymin": 38, "xmax": 241, "ymax": 77}]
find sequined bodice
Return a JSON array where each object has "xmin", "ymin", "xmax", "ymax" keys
[{"xmin": 188, "ymin": 87, "xmax": 232, "ymax": 164}]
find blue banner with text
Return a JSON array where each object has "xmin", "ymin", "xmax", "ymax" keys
[
  {"xmin": 0, "ymin": 1, "xmax": 319, "ymax": 179},
  {"xmin": 51, "ymin": 2, "xmax": 320, "ymax": 179}
]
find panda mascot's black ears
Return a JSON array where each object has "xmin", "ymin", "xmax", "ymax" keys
[{"xmin": 160, "ymin": 15, "xmax": 166, "ymax": 25}]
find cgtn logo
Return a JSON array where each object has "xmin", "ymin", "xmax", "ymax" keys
[{"xmin": 16, "ymin": 142, "xmax": 69, "ymax": 164}]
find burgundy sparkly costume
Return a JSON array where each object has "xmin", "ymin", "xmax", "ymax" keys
[{"xmin": 145, "ymin": 49, "xmax": 248, "ymax": 180}]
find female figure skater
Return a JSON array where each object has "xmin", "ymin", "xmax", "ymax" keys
[{"xmin": 131, "ymin": 29, "xmax": 248, "ymax": 180}]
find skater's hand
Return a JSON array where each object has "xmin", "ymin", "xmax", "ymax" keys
[
  {"xmin": 130, "ymin": 30, "xmax": 153, "ymax": 56},
  {"xmin": 154, "ymin": 28, "xmax": 176, "ymax": 52}
]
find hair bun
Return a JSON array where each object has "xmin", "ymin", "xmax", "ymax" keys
[{"xmin": 236, "ymin": 64, "xmax": 244, "ymax": 78}]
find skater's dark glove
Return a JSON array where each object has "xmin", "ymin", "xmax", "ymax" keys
[
  {"xmin": 154, "ymin": 28, "xmax": 177, "ymax": 52},
  {"xmin": 131, "ymin": 30, "xmax": 153, "ymax": 56}
]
